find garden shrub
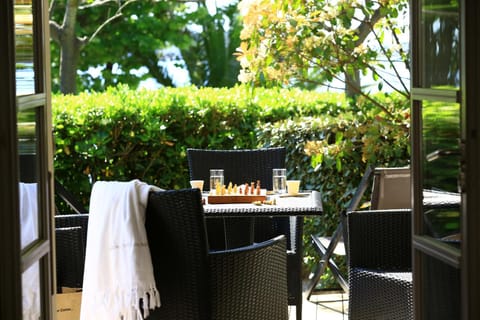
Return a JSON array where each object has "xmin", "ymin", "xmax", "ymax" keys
[
  {"xmin": 53, "ymin": 85, "xmax": 339, "ymax": 210},
  {"xmin": 53, "ymin": 85, "xmax": 410, "ymax": 283},
  {"xmin": 256, "ymin": 93, "xmax": 410, "ymax": 284}
]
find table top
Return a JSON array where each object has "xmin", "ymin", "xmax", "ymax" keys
[
  {"xmin": 202, "ymin": 190, "xmax": 323, "ymax": 217},
  {"xmin": 423, "ymin": 189, "xmax": 460, "ymax": 210}
]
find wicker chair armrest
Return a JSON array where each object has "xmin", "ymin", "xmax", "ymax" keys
[
  {"xmin": 208, "ymin": 235, "xmax": 288, "ymax": 320},
  {"xmin": 55, "ymin": 214, "xmax": 89, "ymax": 248},
  {"xmin": 347, "ymin": 209, "xmax": 412, "ymax": 271},
  {"xmin": 55, "ymin": 226, "xmax": 86, "ymax": 292}
]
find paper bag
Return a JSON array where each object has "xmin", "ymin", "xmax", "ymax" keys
[{"xmin": 55, "ymin": 292, "xmax": 82, "ymax": 320}]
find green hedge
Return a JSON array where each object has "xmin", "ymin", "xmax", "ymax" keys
[
  {"xmin": 53, "ymin": 85, "xmax": 410, "ymax": 281},
  {"xmin": 53, "ymin": 85, "xmax": 347, "ymax": 208},
  {"xmin": 256, "ymin": 112, "xmax": 410, "ymax": 280}
]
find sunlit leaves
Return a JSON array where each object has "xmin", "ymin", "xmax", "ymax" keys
[{"xmin": 237, "ymin": 0, "xmax": 410, "ymax": 116}]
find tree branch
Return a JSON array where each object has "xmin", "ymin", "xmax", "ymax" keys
[
  {"xmin": 385, "ymin": 15, "xmax": 410, "ymax": 72},
  {"xmin": 79, "ymin": 0, "xmax": 124, "ymax": 10},
  {"xmin": 338, "ymin": 72, "xmax": 396, "ymax": 118},
  {"xmin": 49, "ymin": 20, "xmax": 62, "ymax": 43},
  {"xmin": 367, "ymin": 64, "xmax": 410, "ymax": 99},
  {"xmin": 369, "ymin": 26, "xmax": 410, "ymax": 95},
  {"xmin": 49, "ymin": 0, "xmax": 56, "ymax": 19},
  {"xmin": 86, "ymin": 0, "xmax": 137, "ymax": 45},
  {"xmin": 355, "ymin": 7, "xmax": 385, "ymax": 46}
]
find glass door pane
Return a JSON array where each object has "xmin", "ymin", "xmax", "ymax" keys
[
  {"xmin": 22, "ymin": 262, "xmax": 41, "ymax": 319},
  {"xmin": 412, "ymin": 0, "xmax": 462, "ymax": 318},
  {"xmin": 18, "ymin": 108, "xmax": 39, "ymax": 249},
  {"xmin": 422, "ymin": 100, "xmax": 461, "ymax": 241},
  {"xmin": 15, "ymin": 0, "xmax": 35, "ymax": 95},
  {"xmin": 420, "ymin": 0, "xmax": 460, "ymax": 89},
  {"xmin": 419, "ymin": 100, "xmax": 461, "ymax": 319}
]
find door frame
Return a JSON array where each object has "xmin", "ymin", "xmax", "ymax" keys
[
  {"xmin": 0, "ymin": 0, "xmax": 23, "ymax": 317},
  {"xmin": 0, "ymin": 0, "xmax": 54, "ymax": 318}
]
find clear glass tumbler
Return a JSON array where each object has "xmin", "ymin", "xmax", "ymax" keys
[
  {"xmin": 209, "ymin": 169, "xmax": 224, "ymax": 194},
  {"xmin": 272, "ymin": 168, "xmax": 287, "ymax": 194}
]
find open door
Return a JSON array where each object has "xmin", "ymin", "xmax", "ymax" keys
[
  {"xmin": 0, "ymin": 0, "xmax": 54, "ymax": 318},
  {"xmin": 411, "ymin": 1, "xmax": 480, "ymax": 319}
]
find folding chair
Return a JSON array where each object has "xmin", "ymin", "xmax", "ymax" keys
[
  {"xmin": 306, "ymin": 166, "xmax": 374, "ymax": 299},
  {"xmin": 55, "ymin": 179, "xmax": 88, "ymax": 214},
  {"xmin": 306, "ymin": 166, "xmax": 411, "ymax": 300}
]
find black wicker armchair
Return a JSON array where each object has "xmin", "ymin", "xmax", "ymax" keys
[
  {"xmin": 347, "ymin": 209, "xmax": 413, "ymax": 320},
  {"xmin": 308, "ymin": 166, "xmax": 411, "ymax": 300},
  {"xmin": 186, "ymin": 147, "xmax": 288, "ymax": 248},
  {"xmin": 54, "ymin": 214, "xmax": 89, "ymax": 292},
  {"xmin": 145, "ymin": 188, "xmax": 288, "ymax": 320},
  {"xmin": 186, "ymin": 147, "xmax": 286, "ymax": 191},
  {"xmin": 55, "ymin": 226, "xmax": 86, "ymax": 292},
  {"xmin": 55, "ymin": 213, "xmax": 89, "ymax": 249},
  {"xmin": 187, "ymin": 147, "xmax": 304, "ymax": 320}
]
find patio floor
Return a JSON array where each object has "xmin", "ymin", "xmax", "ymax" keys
[{"xmin": 289, "ymin": 290, "xmax": 349, "ymax": 320}]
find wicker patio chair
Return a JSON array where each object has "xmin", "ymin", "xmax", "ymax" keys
[
  {"xmin": 186, "ymin": 147, "xmax": 286, "ymax": 192},
  {"xmin": 307, "ymin": 166, "xmax": 411, "ymax": 300},
  {"xmin": 55, "ymin": 213, "xmax": 89, "ymax": 248},
  {"xmin": 145, "ymin": 188, "xmax": 288, "ymax": 320},
  {"xmin": 186, "ymin": 147, "xmax": 288, "ymax": 248},
  {"xmin": 54, "ymin": 214, "xmax": 89, "ymax": 292},
  {"xmin": 55, "ymin": 226, "xmax": 86, "ymax": 292},
  {"xmin": 187, "ymin": 147, "xmax": 304, "ymax": 320},
  {"xmin": 347, "ymin": 209, "xmax": 413, "ymax": 320}
]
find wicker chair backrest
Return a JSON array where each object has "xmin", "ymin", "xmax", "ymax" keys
[
  {"xmin": 186, "ymin": 147, "xmax": 286, "ymax": 191},
  {"xmin": 145, "ymin": 188, "xmax": 210, "ymax": 320},
  {"xmin": 371, "ymin": 167, "xmax": 411, "ymax": 210}
]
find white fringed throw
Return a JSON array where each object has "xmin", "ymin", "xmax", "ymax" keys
[{"xmin": 80, "ymin": 180, "xmax": 161, "ymax": 320}]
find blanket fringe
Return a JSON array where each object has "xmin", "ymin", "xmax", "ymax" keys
[{"xmin": 132, "ymin": 286, "xmax": 161, "ymax": 320}]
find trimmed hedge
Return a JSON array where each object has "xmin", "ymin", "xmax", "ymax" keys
[
  {"xmin": 256, "ymin": 113, "xmax": 410, "ymax": 278},
  {"xmin": 53, "ymin": 84, "xmax": 410, "ymax": 279},
  {"xmin": 53, "ymin": 85, "xmax": 347, "ymax": 208}
]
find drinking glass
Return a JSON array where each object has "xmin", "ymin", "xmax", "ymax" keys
[
  {"xmin": 272, "ymin": 168, "xmax": 287, "ymax": 194},
  {"xmin": 286, "ymin": 180, "xmax": 301, "ymax": 195},
  {"xmin": 190, "ymin": 180, "xmax": 204, "ymax": 192},
  {"xmin": 209, "ymin": 169, "xmax": 224, "ymax": 194}
]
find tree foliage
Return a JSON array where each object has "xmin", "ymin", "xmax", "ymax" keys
[
  {"xmin": 49, "ymin": 0, "xmax": 243, "ymax": 94},
  {"xmin": 74, "ymin": 0, "xmax": 193, "ymax": 91},
  {"xmin": 236, "ymin": 0, "xmax": 410, "ymax": 118},
  {"xmin": 49, "ymin": 0, "xmax": 193, "ymax": 94},
  {"xmin": 182, "ymin": 1, "xmax": 242, "ymax": 87}
]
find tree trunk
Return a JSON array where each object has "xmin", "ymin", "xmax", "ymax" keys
[
  {"xmin": 59, "ymin": 38, "xmax": 82, "ymax": 94},
  {"xmin": 345, "ymin": 69, "xmax": 360, "ymax": 98},
  {"xmin": 49, "ymin": 0, "xmax": 86, "ymax": 95},
  {"xmin": 343, "ymin": 8, "xmax": 384, "ymax": 98}
]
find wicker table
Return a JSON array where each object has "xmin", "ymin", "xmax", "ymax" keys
[
  {"xmin": 202, "ymin": 190, "xmax": 323, "ymax": 250},
  {"xmin": 203, "ymin": 190, "xmax": 323, "ymax": 218},
  {"xmin": 203, "ymin": 190, "xmax": 322, "ymax": 320}
]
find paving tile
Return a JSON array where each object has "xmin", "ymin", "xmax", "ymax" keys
[{"xmin": 289, "ymin": 292, "xmax": 349, "ymax": 320}]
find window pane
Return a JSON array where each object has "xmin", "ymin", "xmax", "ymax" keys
[
  {"xmin": 18, "ymin": 109, "xmax": 39, "ymax": 249},
  {"xmin": 420, "ymin": 253, "xmax": 460, "ymax": 319},
  {"xmin": 420, "ymin": 0, "xmax": 460, "ymax": 89},
  {"xmin": 422, "ymin": 100, "xmax": 460, "ymax": 242},
  {"xmin": 22, "ymin": 261, "xmax": 41, "ymax": 320},
  {"xmin": 15, "ymin": 0, "xmax": 35, "ymax": 95}
]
